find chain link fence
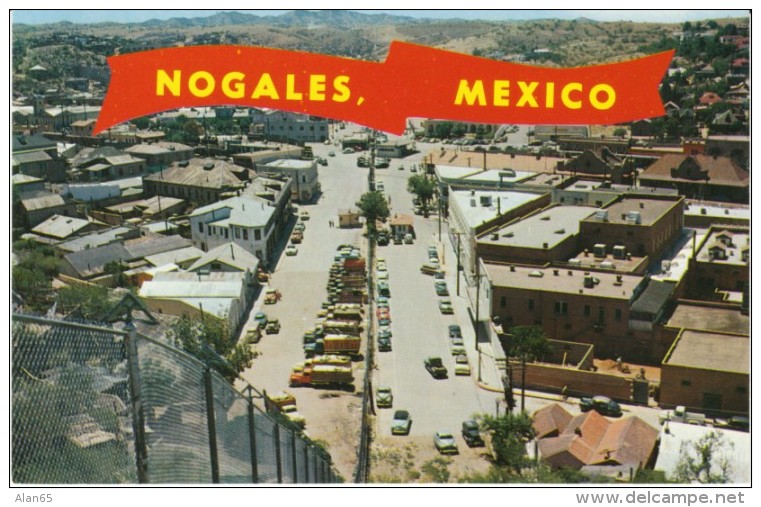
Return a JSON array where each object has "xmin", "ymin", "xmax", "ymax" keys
[{"xmin": 11, "ymin": 313, "xmax": 338, "ymax": 484}]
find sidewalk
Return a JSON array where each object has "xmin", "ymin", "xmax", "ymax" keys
[{"xmin": 432, "ymin": 228, "xmax": 505, "ymax": 393}]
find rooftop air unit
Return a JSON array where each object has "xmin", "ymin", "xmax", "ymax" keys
[
  {"xmin": 626, "ymin": 211, "xmax": 642, "ymax": 224},
  {"xmin": 593, "ymin": 243, "xmax": 607, "ymax": 258},
  {"xmin": 613, "ymin": 245, "xmax": 626, "ymax": 259}
]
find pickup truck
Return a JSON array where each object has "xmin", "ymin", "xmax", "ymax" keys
[{"xmin": 659, "ymin": 406, "xmax": 706, "ymax": 426}]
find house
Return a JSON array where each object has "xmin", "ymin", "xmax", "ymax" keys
[
  {"xmin": 12, "ymin": 133, "xmax": 66, "ymax": 181},
  {"xmin": 660, "ymin": 330, "xmax": 749, "ymax": 415},
  {"xmin": 138, "ymin": 271, "xmax": 254, "ymax": 334},
  {"xmin": 69, "ymin": 147, "xmax": 148, "ymax": 181},
  {"xmin": 533, "ymin": 405, "xmax": 658, "ymax": 473},
  {"xmin": 143, "ymin": 158, "xmax": 251, "ymax": 206},
  {"xmin": 630, "ymin": 119, "xmax": 654, "ymax": 137},
  {"xmin": 187, "ymin": 242, "xmax": 260, "ymax": 274},
  {"xmin": 388, "ymin": 213, "xmax": 414, "ymax": 238},
  {"xmin": 12, "ymin": 173, "xmax": 45, "ymax": 194},
  {"xmin": 70, "ymin": 119, "xmax": 96, "ymax": 137},
  {"xmin": 30, "ymin": 214, "xmax": 103, "ymax": 242},
  {"xmin": 99, "ymin": 196, "xmax": 186, "ymax": 224},
  {"xmin": 638, "ymin": 154, "xmax": 748, "ymax": 203},
  {"xmin": 60, "ymin": 234, "xmax": 192, "ymax": 282},
  {"xmin": 713, "ymin": 109, "xmax": 740, "ymax": 127},
  {"xmin": 698, "ymin": 92, "xmax": 722, "ymax": 106},
  {"xmin": 124, "ymin": 142, "xmax": 194, "ymax": 171},
  {"xmin": 17, "ymin": 190, "xmax": 80, "ymax": 229},
  {"xmin": 189, "ymin": 195, "xmax": 277, "ymax": 266}
]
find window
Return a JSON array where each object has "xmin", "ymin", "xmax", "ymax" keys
[
  {"xmin": 736, "ymin": 386, "xmax": 747, "ymax": 394},
  {"xmin": 528, "ymin": 299, "xmax": 535, "ymax": 311},
  {"xmin": 554, "ymin": 301, "xmax": 568, "ymax": 315},
  {"xmin": 598, "ymin": 307, "xmax": 606, "ymax": 323},
  {"xmin": 243, "ymin": 229, "xmax": 249, "ymax": 240},
  {"xmin": 198, "ymin": 222, "xmax": 204, "ymax": 233},
  {"xmin": 615, "ymin": 308, "xmax": 622, "ymax": 321},
  {"xmin": 584, "ymin": 305, "xmax": 591, "ymax": 317},
  {"xmin": 681, "ymin": 379, "xmax": 691, "ymax": 387},
  {"xmin": 500, "ymin": 296, "xmax": 507, "ymax": 308},
  {"xmin": 224, "ymin": 229, "xmax": 228, "ymax": 239},
  {"xmin": 254, "ymin": 229, "xmax": 261, "ymax": 241},
  {"xmin": 235, "ymin": 227, "xmax": 240, "ymax": 239}
]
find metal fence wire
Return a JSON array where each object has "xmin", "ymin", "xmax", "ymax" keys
[{"xmin": 11, "ymin": 314, "xmax": 337, "ymax": 484}]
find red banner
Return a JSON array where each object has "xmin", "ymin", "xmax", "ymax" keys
[{"xmin": 94, "ymin": 42, "xmax": 674, "ymax": 135}]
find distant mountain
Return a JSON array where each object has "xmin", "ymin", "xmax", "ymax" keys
[{"xmin": 139, "ymin": 10, "xmax": 417, "ymax": 29}]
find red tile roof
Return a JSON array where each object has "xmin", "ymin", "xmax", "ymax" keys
[
  {"xmin": 535, "ymin": 404, "xmax": 658, "ymax": 470},
  {"xmin": 533, "ymin": 404, "xmax": 574, "ymax": 439}
]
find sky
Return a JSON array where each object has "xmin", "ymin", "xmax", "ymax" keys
[{"xmin": 11, "ymin": 9, "xmax": 749, "ymax": 25}]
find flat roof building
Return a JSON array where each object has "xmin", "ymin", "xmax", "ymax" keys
[
  {"xmin": 661, "ymin": 330, "xmax": 749, "ymax": 414},
  {"xmin": 477, "ymin": 205, "xmax": 596, "ymax": 266}
]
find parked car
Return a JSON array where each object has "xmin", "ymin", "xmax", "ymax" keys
[
  {"xmin": 434, "ymin": 432, "xmax": 459, "ymax": 455},
  {"xmin": 294, "ymin": 222, "xmax": 306, "ymax": 232},
  {"xmin": 246, "ymin": 327, "xmax": 262, "ymax": 344},
  {"xmin": 404, "ymin": 233, "xmax": 414, "ymax": 244},
  {"xmin": 281, "ymin": 404, "xmax": 306, "ymax": 428},
  {"xmin": 264, "ymin": 288, "xmax": 279, "ymax": 304},
  {"xmin": 424, "ymin": 357, "xmax": 448, "ymax": 379},
  {"xmin": 454, "ymin": 355, "xmax": 471, "ymax": 376},
  {"xmin": 450, "ymin": 336, "xmax": 464, "ymax": 347},
  {"xmin": 299, "ymin": 210, "xmax": 310, "ymax": 221},
  {"xmin": 461, "ymin": 420, "xmax": 483, "ymax": 447},
  {"xmin": 265, "ymin": 318, "xmax": 281, "ymax": 334},
  {"xmin": 254, "ymin": 312, "xmax": 268, "ymax": 328},
  {"xmin": 376, "ymin": 307, "xmax": 391, "ymax": 320},
  {"xmin": 580, "ymin": 395, "xmax": 622, "ymax": 417},
  {"xmin": 286, "ymin": 245, "xmax": 298, "ymax": 256},
  {"xmin": 377, "ymin": 269, "xmax": 389, "ymax": 281},
  {"xmin": 393, "ymin": 234, "xmax": 403, "ymax": 245},
  {"xmin": 378, "ymin": 335, "xmax": 392, "ymax": 352},
  {"xmin": 435, "ymin": 281, "xmax": 449, "ymax": 296},
  {"xmin": 328, "ymin": 151, "xmax": 336, "ymax": 157},
  {"xmin": 433, "ymin": 270, "xmax": 446, "ymax": 280},
  {"xmin": 376, "ymin": 387, "xmax": 393, "ymax": 408},
  {"xmin": 378, "ymin": 281, "xmax": 390, "ymax": 297},
  {"xmin": 438, "ymin": 299, "xmax": 454, "ymax": 314},
  {"xmin": 450, "ymin": 344, "xmax": 466, "ymax": 356},
  {"xmin": 448, "ymin": 325, "xmax": 462, "ymax": 338},
  {"xmin": 391, "ymin": 410, "xmax": 412, "ymax": 435}
]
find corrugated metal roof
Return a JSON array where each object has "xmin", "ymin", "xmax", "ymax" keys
[
  {"xmin": 32, "ymin": 214, "xmax": 91, "ymax": 239},
  {"xmin": 20, "ymin": 192, "xmax": 66, "ymax": 211},
  {"xmin": 187, "ymin": 242, "xmax": 260, "ymax": 273},
  {"xmin": 64, "ymin": 242, "xmax": 130, "ymax": 278}
]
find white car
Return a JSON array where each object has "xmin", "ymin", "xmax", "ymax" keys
[
  {"xmin": 286, "ymin": 245, "xmax": 298, "ymax": 256},
  {"xmin": 377, "ymin": 269, "xmax": 389, "ymax": 281},
  {"xmin": 454, "ymin": 355, "xmax": 471, "ymax": 376}
]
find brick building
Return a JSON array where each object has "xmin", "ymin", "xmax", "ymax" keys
[
  {"xmin": 578, "ymin": 195, "xmax": 684, "ymax": 260},
  {"xmin": 484, "ymin": 263, "xmax": 653, "ymax": 359},
  {"xmin": 638, "ymin": 154, "xmax": 749, "ymax": 203},
  {"xmin": 477, "ymin": 205, "xmax": 597, "ymax": 266},
  {"xmin": 660, "ymin": 330, "xmax": 749, "ymax": 415},
  {"xmin": 688, "ymin": 226, "xmax": 749, "ymax": 300}
]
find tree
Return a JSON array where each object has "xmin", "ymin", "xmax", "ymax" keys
[
  {"xmin": 672, "ymin": 431, "xmax": 734, "ymax": 484},
  {"xmin": 355, "ymin": 191, "xmax": 390, "ymax": 240},
  {"xmin": 58, "ymin": 284, "xmax": 116, "ymax": 322},
  {"xmin": 407, "ymin": 174, "xmax": 437, "ymax": 218},
  {"xmin": 613, "ymin": 127, "xmax": 628, "ymax": 139},
  {"xmin": 167, "ymin": 315, "xmax": 256, "ymax": 382},
  {"xmin": 506, "ymin": 325, "xmax": 552, "ymax": 412},
  {"xmin": 477, "ymin": 412, "xmax": 535, "ymax": 475}
]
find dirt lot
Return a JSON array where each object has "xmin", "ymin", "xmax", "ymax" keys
[
  {"xmin": 368, "ymin": 433, "xmax": 492, "ymax": 483},
  {"xmin": 594, "ymin": 358, "xmax": 661, "ymax": 383}
]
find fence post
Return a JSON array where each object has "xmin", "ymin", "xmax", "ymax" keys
[
  {"xmin": 124, "ymin": 322, "xmax": 149, "ymax": 483},
  {"xmin": 290, "ymin": 429, "xmax": 298, "ymax": 482},
  {"xmin": 274, "ymin": 422, "xmax": 283, "ymax": 483},
  {"xmin": 246, "ymin": 387, "xmax": 259, "ymax": 483},
  {"xmin": 304, "ymin": 442, "xmax": 310, "ymax": 483},
  {"xmin": 203, "ymin": 366, "xmax": 220, "ymax": 483}
]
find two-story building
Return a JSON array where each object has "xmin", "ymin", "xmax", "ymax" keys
[
  {"xmin": 189, "ymin": 196, "xmax": 278, "ymax": 266},
  {"xmin": 255, "ymin": 158, "xmax": 319, "ymax": 203}
]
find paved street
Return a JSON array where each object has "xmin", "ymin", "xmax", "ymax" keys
[{"xmin": 237, "ymin": 126, "xmax": 667, "ymax": 482}]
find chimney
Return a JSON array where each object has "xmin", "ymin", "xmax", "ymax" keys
[
  {"xmin": 553, "ymin": 269, "xmax": 559, "ymax": 276},
  {"xmin": 510, "ymin": 265, "xmax": 516, "ymax": 272},
  {"xmin": 639, "ymin": 202, "xmax": 645, "ymax": 209}
]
